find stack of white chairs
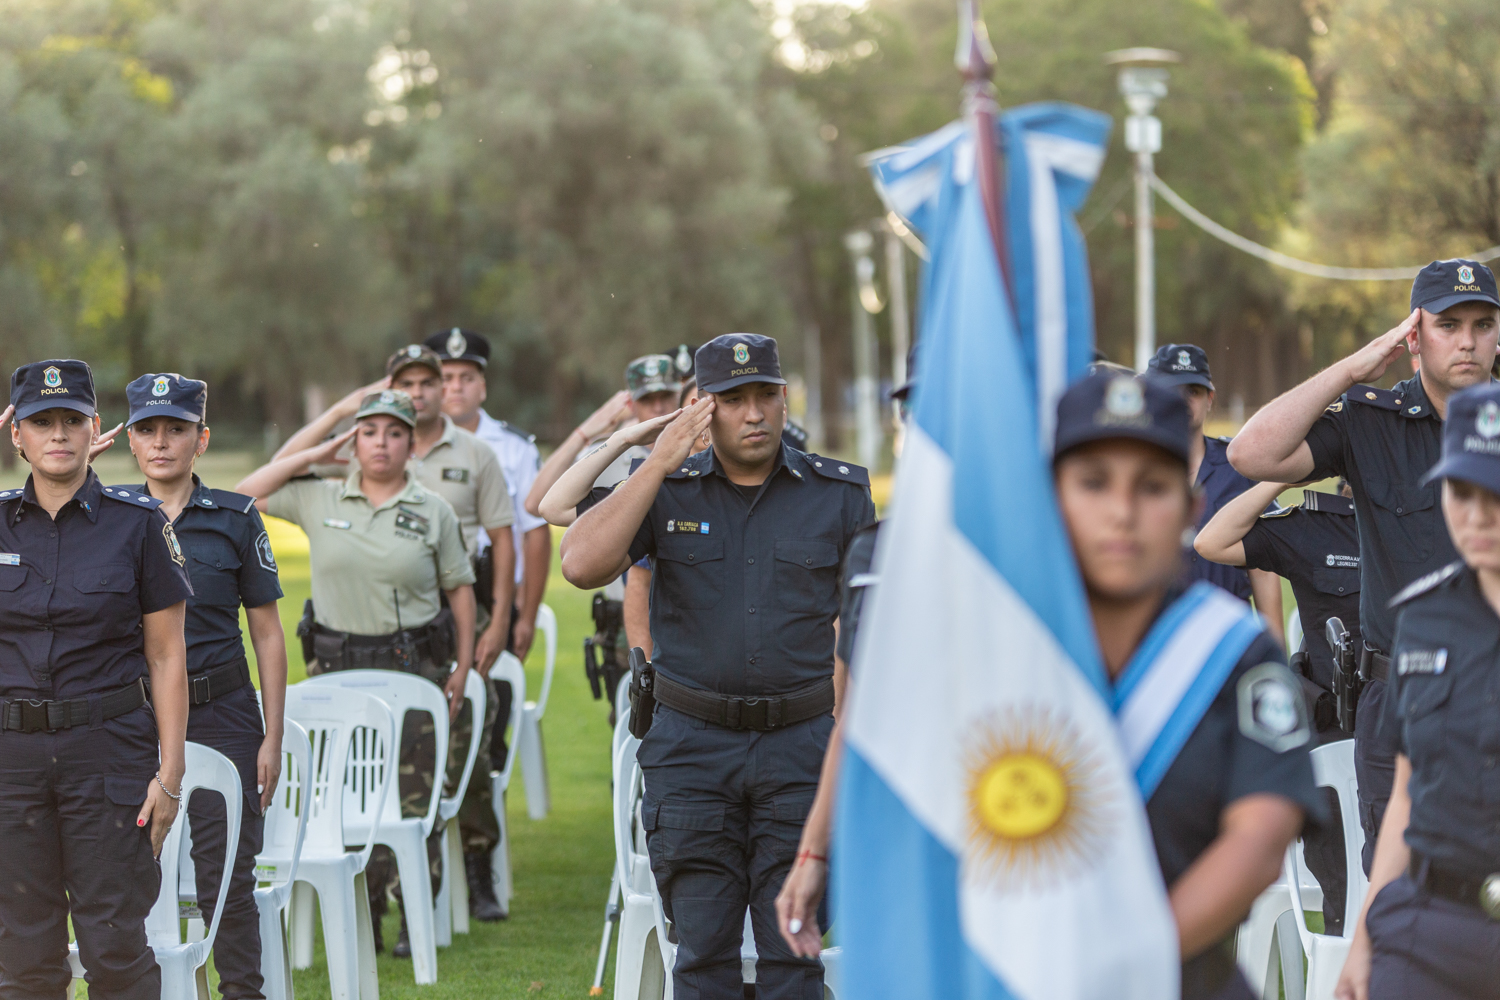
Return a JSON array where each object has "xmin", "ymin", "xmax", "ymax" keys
[
  {"xmin": 67, "ymin": 743, "xmax": 244, "ymax": 1000},
  {"xmin": 253, "ymin": 721, "xmax": 315, "ymax": 1000},
  {"xmin": 278, "ymin": 685, "xmax": 395, "ymax": 1000},
  {"xmin": 434, "ymin": 669, "xmax": 488, "ymax": 945},
  {"xmin": 488, "ymin": 652, "xmax": 528, "ymax": 917},
  {"xmin": 302, "ymin": 671, "xmax": 453, "ymax": 985},
  {"xmin": 518, "ymin": 604, "xmax": 558, "ymax": 820}
]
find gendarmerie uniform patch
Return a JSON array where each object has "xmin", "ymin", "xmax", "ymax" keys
[
  {"xmin": 440, "ymin": 467, "xmax": 470, "ymax": 484},
  {"xmin": 1397, "ymin": 648, "xmax": 1447, "ymax": 676},
  {"xmin": 162, "ymin": 522, "xmax": 186, "ymax": 567},
  {"xmin": 394, "ymin": 507, "xmax": 430, "ymax": 537},
  {"xmin": 1237, "ymin": 663, "xmax": 1311, "ymax": 752}
]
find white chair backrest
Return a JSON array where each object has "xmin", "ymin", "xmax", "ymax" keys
[
  {"xmin": 531, "ymin": 604, "xmax": 558, "ymax": 718},
  {"xmin": 304, "ymin": 670, "xmax": 450, "ymax": 835},
  {"xmin": 258, "ymin": 720, "xmax": 314, "ymax": 902},
  {"xmin": 1287, "ymin": 611, "xmax": 1304, "ymax": 660},
  {"xmin": 490, "ymin": 653, "xmax": 527, "ymax": 786},
  {"xmin": 438, "ymin": 669, "xmax": 487, "ymax": 822},
  {"xmin": 1311, "ymin": 740, "xmax": 1367, "ymax": 930},
  {"xmin": 613, "ymin": 733, "xmax": 642, "ymax": 894},
  {"xmin": 282, "ymin": 685, "xmax": 396, "ymax": 867},
  {"xmin": 148, "ymin": 742, "xmax": 243, "ymax": 958}
]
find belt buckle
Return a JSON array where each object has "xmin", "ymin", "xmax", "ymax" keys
[
  {"xmin": 741, "ymin": 697, "xmax": 767, "ymax": 730},
  {"xmin": 191, "ymin": 675, "xmax": 212, "ymax": 704},
  {"xmin": 1481, "ymin": 874, "xmax": 1500, "ymax": 919},
  {"xmin": 19, "ymin": 698, "xmax": 53, "ymax": 733}
]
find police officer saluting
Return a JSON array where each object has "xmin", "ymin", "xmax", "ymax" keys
[
  {"xmin": 1230, "ymin": 259, "xmax": 1500, "ymax": 864},
  {"xmin": 1335, "ymin": 382, "xmax": 1500, "ymax": 1000},
  {"xmin": 561, "ymin": 334, "xmax": 874, "ymax": 999},
  {"xmin": 121, "ymin": 372, "xmax": 288, "ymax": 1000},
  {"xmin": 0, "ymin": 360, "xmax": 192, "ymax": 1000}
]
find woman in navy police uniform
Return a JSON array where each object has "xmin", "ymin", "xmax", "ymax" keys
[
  {"xmin": 122, "ymin": 372, "xmax": 288, "ymax": 1000},
  {"xmin": 1336, "ymin": 382, "xmax": 1500, "ymax": 1000},
  {"xmin": 0, "ymin": 360, "xmax": 192, "ymax": 1000}
]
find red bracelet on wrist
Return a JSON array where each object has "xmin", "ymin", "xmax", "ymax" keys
[{"xmin": 796, "ymin": 850, "xmax": 828, "ymax": 864}]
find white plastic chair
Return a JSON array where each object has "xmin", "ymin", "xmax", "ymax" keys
[
  {"xmin": 1275, "ymin": 741, "xmax": 1368, "ymax": 1000},
  {"xmin": 518, "ymin": 603, "xmax": 558, "ymax": 820},
  {"xmin": 303, "ymin": 670, "xmax": 450, "ymax": 985},
  {"xmin": 434, "ymin": 668, "xmax": 487, "ymax": 945},
  {"xmin": 488, "ymin": 652, "xmax": 527, "ymax": 917},
  {"xmin": 611, "ymin": 732, "xmax": 668, "ymax": 1000},
  {"xmin": 69, "ymin": 743, "xmax": 243, "ymax": 1000},
  {"xmin": 274, "ymin": 686, "xmax": 394, "ymax": 1000},
  {"xmin": 253, "ymin": 721, "xmax": 314, "ymax": 1000},
  {"xmin": 1287, "ymin": 610, "xmax": 1304, "ymax": 660}
]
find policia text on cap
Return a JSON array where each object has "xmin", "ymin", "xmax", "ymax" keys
[{"xmin": 559, "ymin": 334, "xmax": 875, "ymax": 999}]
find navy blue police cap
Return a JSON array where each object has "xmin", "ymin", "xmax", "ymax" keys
[
  {"xmin": 10, "ymin": 359, "xmax": 96, "ymax": 421},
  {"xmin": 695, "ymin": 333, "xmax": 787, "ymax": 394},
  {"xmin": 426, "ymin": 327, "xmax": 489, "ymax": 369},
  {"xmin": 1145, "ymin": 343, "xmax": 1214, "ymax": 391},
  {"xmin": 1410, "ymin": 259, "xmax": 1500, "ymax": 316},
  {"xmin": 1421, "ymin": 381, "xmax": 1500, "ymax": 496},
  {"xmin": 1053, "ymin": 370, "xmax": 1191, "ymax": 465},
  {"xmin": 126, "ymin": 372, "xmax": 207, "ymax": 428}
]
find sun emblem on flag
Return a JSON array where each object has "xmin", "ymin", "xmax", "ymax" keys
[{"xmin": 962, "ymin": 705, "xmax": 1114, "ymax": 891}]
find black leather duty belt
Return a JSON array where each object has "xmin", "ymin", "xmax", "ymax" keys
[
  {"xmin": 651, "ymin": 673, "xmax": 835, "ymax": 732},
  {"xmin": 1, "ymin": 678, "xmax": 147, "ymax": 734},
  {"xmin": 1360, "ymin": 643, "xmax": 1390, "ymax": 683},
  {"xmin": 187, "ymin": 658, "xmax": 251, "ymax": 706},
  {"xmin": 1410, "ymin": 850, "xmax": 1500, "ymax": 920}
]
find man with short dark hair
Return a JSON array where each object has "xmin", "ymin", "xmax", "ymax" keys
[{"xmin": 1228, "ymin": 257, "xmax": 1500, "ymax": 866}]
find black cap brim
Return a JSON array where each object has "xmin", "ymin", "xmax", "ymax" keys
[
  {"xmin": 699, "ymin": 373, "xmax": 788, "ymax": 394},
  {"xmin": 15, "ymin": 397, "xmax": 94, "ymax": 421},
  {"xmin": 126, "ymin": 404, "xmax": 203, "ymax": 428},
  {"xmin": 1146, "ymin": 371, "xmax": 1214, "ymax": 391},
  {"xmin": 1417, "ymin": 292, "xmax": 1500, "ymax": 315}
]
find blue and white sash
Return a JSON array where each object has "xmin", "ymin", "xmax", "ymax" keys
[{"xmin": 1113, "ymin": 583, "xmax": 1267, "ymax": 799}]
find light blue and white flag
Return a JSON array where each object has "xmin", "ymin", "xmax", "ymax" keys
[{"xmin": 838, "ymin": 105, "xmax": 1180, "ymax": 1000}]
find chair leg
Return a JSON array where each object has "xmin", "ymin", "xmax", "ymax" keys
[
  {"xmin": 491, "ymin": 801, "xmax": 512, "ymax": 916},
  {"xmin": 290, "ymin": 880, "xmax": 316, "ymax": 970},
  {"xmin": 315, "ymin": 878, "xmax": 365, "ymax": 1000},
  {"xmin": 255, "ymin": 889, "xmax": 295, "ymax": 1000},
  {"xmin": 434, "ymin": 825, "xmax": 453, "ymax": 948},
  {"xmin": 352, "ymin": 872, "xmax": 380, "ymax": 1000},
  {"xmin": 1274, "ymin": 911, "xmax": 1307, "ymax": 1000},
  {"xmin": 520, "ymin": 712, "xmax": 551, "ymax": 820},
  {"xmin": 390, "ymin": 838, "xmax": 440, "ymax": 984},
  {"xmin": 447, "ymin": 818, "xmax": 470, "ymax": 935}
]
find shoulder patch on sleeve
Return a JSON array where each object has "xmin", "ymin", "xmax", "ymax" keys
[
  {"xmin": 162, "ymin": 521, "xmax": 186, "ymax": 567},
  {"xmin": 1324, "ymin": 400, "xmax": 1344, "ymax": 414},
  {"xmin": 1388, "ymin": 560, "xmax": 1465, "ymax": 609},
  {"xmin": 210, "ymin": 488, "xmax": 257, "ymax": 514},
  {"xmin": 1346, "ymin": 385, "xmax": 1402, "ymax": 410},
  {"xmin": 1236, "ymin": 662, "xmax": 1311, "ymax": 752},
  {"xmin": 803, "ymin": 454, "xmax": 871, "ymax": 487},
  {"xmin": 254, "ymin": 531, "xmax": 278, "ymax": 572},
  {"xmin": 101, "ymin": 486, "xmax": 163, "ymax": 509}
]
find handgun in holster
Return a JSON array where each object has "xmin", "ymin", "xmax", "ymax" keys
[
  {"xmin": 296, "ymin": 599, "xmax": 317, "ymax": 665},
  {"xmin": 627, "ymin": 646, "xmax": 655, "ymax": 739},
  {"xmin": 1325, "ymin": 616, "xmax": 1361, "ymax": 734},
  {"xmin": 583, "ymin": 592, "xmax": 627, "ymax": 704}
]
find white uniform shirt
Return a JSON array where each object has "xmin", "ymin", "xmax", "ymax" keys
[{"xmin": 474, "ymin": 410, "xmax": 546, "ymax": 584}]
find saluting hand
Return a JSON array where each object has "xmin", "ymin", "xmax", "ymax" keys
[
  {"xmin": 0, "ymin": 404, "xmax": 12, "ymax": 431},
  {"xmin": 576, "ymin": 390, "xmax": 633, "ymax": 442},
  {"xmin": 305, "ymin": 425, "xmax": 359, "ymax": 467},
  {"xmin": 334, "ymin": 376, "xmax": 392, "ymax": 419},
  {"xmin": 612, "ymin": 408, "xmax": 682, "ymax": 450},
  {"xmin": 649, "ymin": 396, "xmax": 715, "ymax": 471},
  {"xmin": 139, "ymin": 779, "xmax": 181, "ymax": 858},
  {"xmin": 1343, "ymin": 309, "xmax": 1418, "ymax": 386},
  {"xmin": 90, "ymin": 422, "xmax": 123, "ymax": 461}
]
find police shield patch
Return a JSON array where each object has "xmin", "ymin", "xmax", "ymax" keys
[
  {"xmin": 255, "ymin": 531, "xmax": 278, "ymax": 572},
  {"xmin": 1237, "ymin": 664, "xmax": 1310, "ymax": 752},
  {"xmin": 163, "ymin": 522, "xmax": 186, "ymax": 568}
]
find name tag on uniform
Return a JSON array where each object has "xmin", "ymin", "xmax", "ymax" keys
[
  {"xmin": 441, "ymin": 467, "xmax": 470, "ymax": 483},
  {"xmin": 394, "ymin": 507, "xmax": 430, "ymax": 536},
  {"xmin": 666, "ymin": 519, "xmax": 709, "ymax": 534},
  {"xmin": 1397, "ymin": 649, "xmax": 1447, "ymax": 676},
  {"xmin": 0, "ymin": 553, "xmax": 18, "ymax": 566},
  {"xmin": 1324, "ymin": 553, "xmax": 1359, "ymax": 568},
  {"xmin": 323, "ymin": 518, "xmax": 352, "ymax": 530}
]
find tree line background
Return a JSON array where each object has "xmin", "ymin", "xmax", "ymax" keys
[{"xmin": 0, "ymin": 0, "xmax": 1495, "ymax": 457}]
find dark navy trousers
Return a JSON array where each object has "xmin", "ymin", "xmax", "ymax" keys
[
  {"xmin": 638, "ymin": 706, "xmax": 831, "ymax": 1000},
  {"xmin": 1354, "ymin": 679, "xmax": 1398, "ymax": 874},
  {"xmin": 1367, "ymin": 873, "xmax": 1500, "ymax": 999},
  {"xmin": 186, "ymin": 685, "xmax": 267, "ymax": 1000},
  {"xmin": 0, "ymin": 706, "xmax": 161, "ymax": 1000}
]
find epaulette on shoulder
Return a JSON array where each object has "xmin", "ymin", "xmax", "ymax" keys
[
  {"xmin": 665, "ymin": 449, "xmax": 712, "ymax": 480},
  {"xmin": 1346, "ymin": 385, "xmax": 1404, "ymax": 411},
  {"xmin": 498, "ymin": 420, "xmax": 536, "ymax": 444},
  {"xmin": 1302, "ymin": 489, "xmax": 1355, "ymax": 515},
  {"xmin": 0, "ymin": 488, "xmax": 21, "ymax": 502},
  {"xmin": 1389, "ymin": 560, "xmax": 1464, "ymax": 609},
  {"xmin": 1259, "ymin": 505, "xmax": 1296, "ymax": 519},
  {"xmin": 1215, "ymin": 434, "xmax": 1233, "ymax": 444},
  {"xmin": 100, "ymin": 485, "xmax": 163, "ymax": 510},
  {"xmin": 209, "ymin": 488, "xmax": 257, "ymax": 514},
  {"xmin": 803, "ymin": 453, "xmax": 871, "ymax": 487}
]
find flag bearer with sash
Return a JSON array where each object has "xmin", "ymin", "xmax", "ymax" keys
[
  {"xmin": 1335, "ymin": 382, "xmax": 1500, "ymax": 1000},
  {"xmin": 121, "ymin": 373, "xmax": 288, "ymax": 1000}
]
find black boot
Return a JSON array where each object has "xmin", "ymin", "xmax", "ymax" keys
[
  {"xmin": 392, "ymin": 903, "xmax": 412, "ymax": 959},
  {"xmin": 465, "ymin": 851, "xmax": 507, "ymax": 922},
  {"xmin": 371, "ymin": 914, "xmax": 385, "ymax": 955}
]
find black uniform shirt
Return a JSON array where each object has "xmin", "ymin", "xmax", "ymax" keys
[
  {"xmin": 587, "ymin": 444, "xmax": 875, "ymax": 695},
  {"xmin": 1187, "ymin": 436, "xmax": 1258, "ymax": 601},
  {"xmin": 1241, "ymin": 489, "xmax": 1362, "ymax": 694},
  {"xmin": 126, "ymin": 477, "xmax": 283, "ymax": 674},
  {"xmin": 1385, "ymin": 562, "xmax": 1500, "ymax": 883},
  {"xmin": 1305, "ymin": 375, "xmax": 1455, "ymax": 652},
  {"xmin": 0, "ymin": 470, "xmax": 193, "ymax": 700}
]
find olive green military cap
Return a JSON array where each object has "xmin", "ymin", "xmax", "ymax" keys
[
  {"xmin": 355, "ymin": 388, "xmax": 417, "ymax": 427},
  {"xmin": 625, "ymin": 354, "xmax": 681, "ymax": 400}
]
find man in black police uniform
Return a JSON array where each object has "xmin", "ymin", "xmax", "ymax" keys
[
  {"xmin": 121, "ymin": 373, "xmax": 287, "ymax": 1000},
  {"xmin": 1147, "ymin": 344, "xmax": 1283, "ymax": 633},
  {"xmin": 1229, "ymin": 257, "xmax": 1500, "ymax": 866},
  {"xmin": 560, "ymin": 333, "xmax": 875, "ymax": 1000}
]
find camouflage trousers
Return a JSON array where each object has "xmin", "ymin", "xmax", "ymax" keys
[
  {"xmin": 456, "ymin": 676, "xmax": 512, "ymax": 854},
  {"xmin": 309, "ymin": 655, "xmax": 475, "ymax": 910}
]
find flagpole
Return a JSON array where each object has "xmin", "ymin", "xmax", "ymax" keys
[{"xmin": 955, "ymin": 0, "xmax": 1012, "ymax": 299}]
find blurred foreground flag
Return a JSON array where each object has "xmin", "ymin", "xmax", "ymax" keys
[{"xmin": 835, "ymin": 105, "xmax": 1180, "ymax": 1000}]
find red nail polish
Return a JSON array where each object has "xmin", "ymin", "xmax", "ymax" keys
[{"xmin": 137, "ymin": 818, "xmax": 146, "ymax": 827}]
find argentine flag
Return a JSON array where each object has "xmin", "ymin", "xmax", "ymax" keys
[{"xmin": 836, "ymin": 105, "xmax": 1180, "ymax": 999}]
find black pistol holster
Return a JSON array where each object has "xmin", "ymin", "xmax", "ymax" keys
[
  {"xmin": 583, "ymin": 592, "xmax": 627, "ymax": 708},
  {"xmin": 627, "ymin": 647, "xmax": 655, "ymax": 739},
  {"xmin": 1325, "ymin": 616, "xmax": 1361, "ymax": 734},
  {"xmin": 296, "ymin": 599, "xmax": 317, "ymax": 665}
]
